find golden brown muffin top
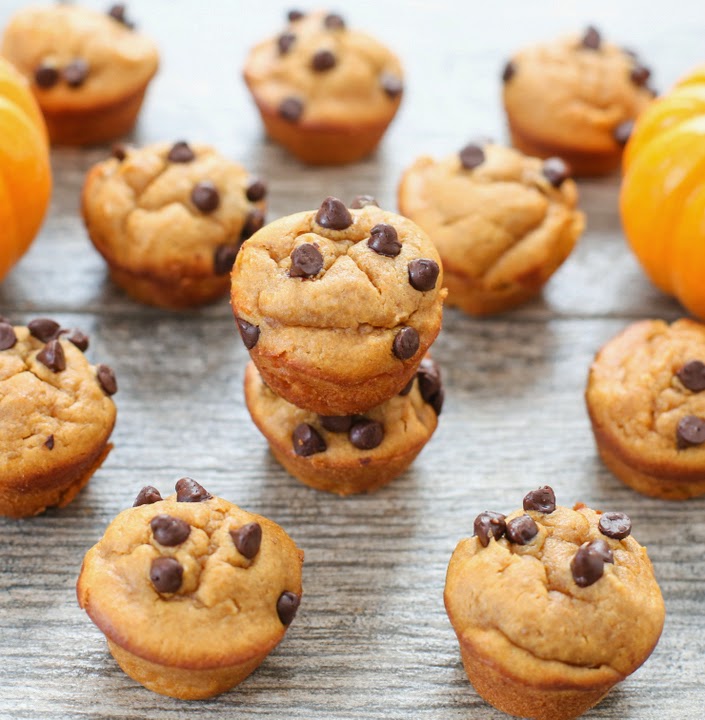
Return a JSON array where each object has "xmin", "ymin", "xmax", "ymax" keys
[
  {"xmin": 445, "ymin": 486, "xmax": 665, "ymax": 686},
  {"xmin": 243, "ymin": 9, "xmax": 403, "ymax": 124},
  {"xmin": 77, "ymin": 479, "xmax": 304, "ymax": 668},
  {"xmin": 1, "ymin": 4, "xmax": 159, "ymax": 110}
]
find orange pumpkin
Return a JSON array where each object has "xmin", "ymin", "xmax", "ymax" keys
[
  {"xmin": 621, "ymin": 65, "xmax": 705, "ymax": 319},
  {"xmin": 0, "ymin": 57, "xmax": 52, "ymax": 281}
]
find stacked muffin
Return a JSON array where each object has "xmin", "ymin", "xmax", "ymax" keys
[{"xmin": 231, "ymin": 196, "xmax": 447, "ymax": 494}]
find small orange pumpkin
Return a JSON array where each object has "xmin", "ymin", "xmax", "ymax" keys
[
  {"xmin": 620, "ymin": 65, "xmax": 705, "ymax": 319},
  {"xmin": 0, "ymin": 57, "xmax": 52, "ymax": 281}
]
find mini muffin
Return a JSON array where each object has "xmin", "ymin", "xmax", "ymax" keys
[
  {"xmin": 244, "ymin": 357, "xmax": 442, "ymax": 495},
  {"xmin": 445, "ymin": 486, "xmax": 665, "ymax": 720},
  {"xmin": 82, "ymin": 141, "xmax": 267, "ymax": 309},
  {"xmin": 1, "ymin": 3, "xmax": 159, "ymax": 145},
  {"xmin": 587, "ymin": 318, "xmax": 705, "ymax": 499},
  {"xmin": 77, "ymin": 478, "xmax": 304, "ymax": 700},
  {"xmin": 398, "ymin": 142, "xmax": 584, "ymax": 316},
  {"xmin": 0, "ymin": 318, "xmax": 117, "ymax": 518},
  {"xmin": 231, "ymin": 196, "xmax": 446, "ymax": 416},
  {"xmin": 243, "ymin": 9, "xmax": 403, "ymax": 165},
  {"xmin": 502, "ymin": 26, "xmax": 655, "ymax": 175}
]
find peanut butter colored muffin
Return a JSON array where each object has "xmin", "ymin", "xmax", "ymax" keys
[
  {"xmin": 398, "ymin": 142, "xmax": 584, "ymax": 316},
  {"xmin": 587, "ymin": 318, "xmax": 705, "ymax": 499},
  {"xmin": 243, "ymin": 9, "xmax": 404, "ymax": 165},
  {"xmin": 82, "ymin": 141, "xmax": 267, "ymax": 309},
  {"xmin": 231, "ymin": 196, "xmax": 446, "ymax": 416},
  {"xmin": 502, "ymin": 26, "xmax": 654, "ymax": 175},
  {"xmin": 445, "ymin": 486, "xmax": 665, "ymax": 720},
  {"xmin": 244, "ymin": 357, "xmax": 442, "ymax": 495},
  {"xmin": 1, "ymin": 3, "xmax": 159, "ymax": 145},
  {"xmin": 0, "ymin": 319, "xmax": 117, "ymax": 518},
  {"xmin": 77, "ymin": 478, "xmax": 304, "ymax": 700}
]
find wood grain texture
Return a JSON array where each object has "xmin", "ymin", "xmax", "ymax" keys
[{"xmin": 1, "ymin": 1, "xmax": 704, "ymax": 718}]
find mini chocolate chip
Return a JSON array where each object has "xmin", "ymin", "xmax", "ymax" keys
[
  {"xmin": 107, "ymin": 4, "xmax": 134, "ymax": 28},
  {"xmin": 44, "ymin": 435, "xmax": 54, "ymax": 450},
  {"xmin": 506, "ymin": 515, "xmax": 539, "ymax": 545},
  {"xmin": 408, "ymin": 259, "xmax": 439, "ymax": 292},
  {"xmin": 381, "ymin": 72, "xmax": 403, "ymax": 98},
  {"xmin": 63, "ymin": 329, "xmax": 89, "ymax": 352},
  {"xmin": 599, "ymin": 511, "xmax": 632, "ymax": 540},
  {"xmin": 246, "ymin": 178, "xmax": 267, "ymax": 202},
  {"xmin": 35, "ymin": 64, "xmax": 59, "ymax": 89},
  {"xmin": 191, "ymin": 181, "xmax": 220, "ymax": 213},
  {"xmin": 175, "ymin": 477, "xmax": 212, "ymax": 502},
  {"xmin": 630, "ymin": 63, "xmax": 651, "ymax": 86},
  {"xmin": 37, "ymin": 340, "xmax": 66, "ymax": 372},
  {"xmin": 292, "ymin": 423, "xmax": 326, "ymax": 456},
  {"xmin": 581, "ymin": 25, "xmax": 601, "ymax": 50},
  {"xmin": 279, "ymin": 97, "xmax": 304, "ymax": 122},
  {"xmin": 241, "ymin": 209, "xmax": 266, "ymax": 240},
  {"xmin": 542, "ymin": 157, "xmax": 570, "ymax": 187},
  {"xmin": 677, "ymin": 360, "xmax": 705, "ymax": 393},
  {"xmin": 312, "ymin": 49, "xmax": 336, "ymax": 72},
  {"xmin": 150, "ymin": 557, "xmax": 183, "ymax": 593},
  {"xmin": 474, "ymin": 511, "xmax": 507, "ymax": 547},
  {"xmin": 591, "ymin": 538, "xmax": 615, "ymax": 563},
  {"xmin": 97, "ymin": 364, "xmax": 118, "ymax": 396},
  {"xmin": 133, "ymin": 486, "xmax": 163, "ymax": 506},
  {"xmin": 323, "ymin": 13, "xmax": 345, "ymax": 30},
  {"xmin": 350, "ymin": 194, "xmax": 379, "ymax": 209},
  {"xmin": 502, "ymin": 60, "xmax": 516, "ymax": 83},
  {"xmin": 290, "ymin": 243, "xmax": 324, "ymax": 278},
  {"xmin": 236, "ymin": 318, "xmax": 260, "ymax": 349},
  {"xmin": 417, "ymin": 358, "xmax": 444, "ymax": 415},
  {"xmin": 288, "ymin": 9, "xmax": 304, "ymax": 21},
  {"xmin": 349, "ymin": 419, "xmax": 384, "ymax": 450},
  {"xmin": 315, "ymin": 196, "xmax": 353, "ymax": 230},
  {"xmin": 28, "ymin": 318, "xmax": 61, "ymax": 343},
  {"xmin": 63, "ymin": 59, "xmax": 89, "ymax": 88},
  {"xmin": 0, "ymin": 323, "xmax": 17, "ymax": 351},
  {"xmin": 151, "ymin": 514, "xmax": 191, "ymax": 546},
  {"xmin": 523, "ymin": 486, "xmax": 556, "ymax": 514},
  {"xmin": 277, "ymin": 591, "xmax": 300, "ymax": 625},
  {"xmin": 677, "ymin": 415, "xmax": 705, "ymax": 449},
  {"xmin": 368, "ymin": 223, "xmax": 401, "ymax": 257},
  {"xmin": 112, "ymin": 143, "xmax": 128, "ymax": 161},
  {"xmin": 278, "ymin": 32, "xmax": 296, "ymax": 55},
  {"xmin": 393, "ymin": 327, "xmax": 419, "ymax": 360},
  {"xmin": 230, "ymin": 522, "xmax": 262, "ymax": 559},
  {"xmin": 167, "ymin": 141, "xmax": 195, "ymax": 163},
  {"xmin": 571, "ymin": 539, "xmax": 613, "ymax": 588},
  {"xmin": 459, "ymin": 143, "xmax": 485, "ymax": 170},
  {"xmin": 213, "ymin": 244, "xmax": 240, "ymax": 275},
  {"xmin": 319, "ymin": 415, "xmax": 353, "ymax": 433},
  {"xmin": 398, "ymin": 377, "xmax": 414, "ymax": 396},
  {"xmin": 614, "ymin": 120, "xmax": 634, "ymax": 147}
]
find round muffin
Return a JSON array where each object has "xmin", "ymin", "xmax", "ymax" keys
[
  {"xmin": 1, "ymin": 3, "xmax": 159, "ymax": 145},
  {"xmin": 82, "ymin": 141, "xmax": 267, "ymax": 309},
  {"xmin": 398, "ymin": 141, "xmax": 585, "ymax": 316},
  {"xmin": 0, "ymin": 318, "xmax": 117, "ymax": 518},
  {"xmin": 587, "ymin": 318, "xmax": 705, "ymax": 499},
  {"xmin": 502, "ymin": 26, "xmax": 654, "ymax": 175},
  {"xmin": 231, "ymin": 196, "xmax": 446, "ymax": 416},
  {"xmin": 445, "ymin": 486, "xmax": 665, "ymax": 720},
  {"xmin": 244, "ymin": 357, "xmax": 442, "ymax": 495},
  {"xmin": 243, "ymin": 9, "xmax": 404, "ymax": 165},
  {"xmin": 77, "ymin": 478, "xmax": 304, "ymax": 700}
]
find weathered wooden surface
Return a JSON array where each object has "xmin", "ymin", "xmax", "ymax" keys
[{"xmin": 1, "ymin": 1, "xmax": 704, "ymax": 718}]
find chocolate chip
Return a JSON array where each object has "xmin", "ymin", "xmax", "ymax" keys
[
  {"xmin": 312, "ymin": 49, "xmax": 336, "ymax": 72},
  {"xmin": 288, "ymin": 9, "xmax": 304, "ymax": 21},
  {"xmin": 381, "ymin": 72, "xmax": 403, "ymax": 98},
  {"xmin": 35, "ymin": 64, "xmax": 59, "ymax": 89},
  {"xmin": 598, "ymin": 511, "xmax": 632, "ymax": 540},
  {"xmin": 319, "ymin": 415, "xmax": 353, "ymax": 433},
  {"xmin": 630, "ymin": 63, "xmax": 651, "ymax": 86},
  {"xmin": 230, "ymin": 522, "xmax": 262, "ymax": 559},
  {"xmin": 323, "ymin": 13, "xmax": 345, "ymax": 30},
  {"xmin": 167, "ymin": 141, "xmax": 195, "ymax": 163},
  {"xmin": 581, "ymin": 25, "xmax": 601, "ymax": 50},
  {"xmin": 28, "ymin": 318, "xmax": 61, "ymax": 343},
  {"xmin": 151, "ymin": 514, "xmax": 191, "ymax": 546},
  {"xmin": 63, "ymin": 59, "xmax": 89, "ymax": 88},
  {"xmin": 349, "ymin": 419, "xmax": 384, "ymax": 450},
  {"xmin": 37, "ymin": 340, "xmax": 66, "ymax": 372},
  {"xmin": 542, "ymin": 157, "xmax": 570, "ymax": 187},
  {"xmin": 506, "ymin": 515, "xmax": 539, "ymax": 545},
  {"xmin": 133, "ymin": 486, "xmax": 163, "ymax": 506},
  {"xmin": 292, "ymin": 423, "xmax": 326, "ymax": 456},
  {"xmin": 0, "ymin": 323, "xmax": 17, "ymax": 351},
  {"xmin": 246, "ymin": 179, "xmax": 267, "ymax": 202},
  {"xmin": 277, "ymin": 591, "xmax": 300, "ymax": 625},
  {"xmin": 236, "ymin": 318, "xmax": 260, "ymax": 350},
  {"xmin": 677, "ymin": 360, "xmax": 705, "ymax": 393},
  {"xmin": 97, "ymin": 364, "xmax": 117, "ymax": 396},
  {"xmin": 290, "ymin": 243, "xmax": 324, "ymax": 278},
  {"xmin": 502, "ymin": 60, "xmax": 516, "ymax": 83},
  {"xmin": 44, "ymin": 435, "xmax": 54, "ymax": 450},
  {"xmin": 278, "ymin": 32, "xmax": 296, "ymax": 55},
  {"xmin": 368, "ymin": 223, "xmax": 401, "ymax": 257},
  {"xmin": 677, "ymin": 415, "xmax": 705, "ymax": 449},
  {"xmin": 279, "ymin": 97, "xmax": 304, "ymax": 122},
  {"xmin": 175, "ymin": 477, "xmax": 212, "ymax": 502},
  {"xmin": 241, "ymin": 209, "xmax": 266, "ymax": 240},
  {"xmin": 212, "ymin": 244, "xmax": 238, "ymax": 276},
  {"xmin": 571, "ymin": 539, "xmax": 613, "ymax": 588},
  {"xmin": 459, "ymin": 143, "xmax": 485, "ymax": 170},
  {"xmin": 107, "ymin": 4, "xmax": 134, "ymax": 28},
  {"xmin": 63, "ymin": 329, "xmax": 89, "ymax": 352},
  {"xmin": 417, "ymin": 358, "xmax": 444, "ymax": 415},
  {"xmin": 350, "ymin": 195, "xmax": 379, "ymax": 209},
  {"xmin": 112, "ymin": 143, "xmax": 128, "ymax": 161},
  {"xmin": 150, "ymin": 557, "xmax": 183, "ymax": 593},
  {"xmin": 191, "ymin": 181, "xmax": 220, "ymax": 213},
  {"xmin": 614, "ymin": 120, "xmax": 634, "ymax": 147},
  {"xmin": 474, "ymin": 511, "xmax": 507, "ymax": 547},
  {"xmin": 398, "ymin": 377, "xmax": 414, "ymax": 396},
  {"xmin": 408, "ymin": 259, "xmax": 439, "ymax": 292},
  {"xmin": 315, "ymin": 196, "xmax": 353, "ymax": 230},
  {"xmin": 522, "ymin": 486, "xmax": 556, "ymax": 514},
  {"xmin": 393, "ymin": 327, "xmax": 419, "ymax": 360}
]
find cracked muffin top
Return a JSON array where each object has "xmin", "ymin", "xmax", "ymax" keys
[
  {"xmin": 445, "ymin": 486, "xmax": 664, "ymax": 687},
  {"xmin": 77, "ymin": 478, "xmax": 304, "ymax": 668}
]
